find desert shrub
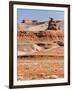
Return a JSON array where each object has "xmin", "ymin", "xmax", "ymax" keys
[{"xmin": 35, "ymin": 31, "xmax": 46, "ymax": 38}]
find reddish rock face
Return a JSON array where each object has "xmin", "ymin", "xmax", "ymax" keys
[{"xmin": 17, "ymin": 30, "xmax": 64, "ymax": 43}]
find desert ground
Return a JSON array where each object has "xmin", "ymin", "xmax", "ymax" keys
[
  {"xmin": 17, "ymin": 19, "xmax": 64, "ymax": 80},
  {"xmin": 17, "ymin": 55, "xmax": 64, "ymax": 80}
]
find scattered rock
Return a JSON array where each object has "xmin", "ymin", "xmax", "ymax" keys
[
  {"xmin": 31, "ymin": 76, "xmax": 37, "ymax": 79},
  {"xmin": 47, "ymin": 75, "xmax": 58, "ymax": 79},
  {"xmin": 57, "ymin": 41, "xmax": 64, "ymax": 46},
  {"xmin": 39, "ymin": 73, "xmax": 45, "ymax": 77}
]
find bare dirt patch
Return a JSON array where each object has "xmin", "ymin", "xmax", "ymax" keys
[{"xmin": 17, "ymin": 55, "xmax": 64, "ymax": 80}]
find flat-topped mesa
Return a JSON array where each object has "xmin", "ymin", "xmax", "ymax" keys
[
  {"xmin": 21, "ymin": 19, "xmax": 38, "ymax": 24},
  {"xmin": 25, "ymin": 19, "xmax": 33, "ymax": 24}
]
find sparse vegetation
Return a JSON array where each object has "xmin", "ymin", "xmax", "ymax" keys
[{"xmin": 35, "ymin": 31, "xmax": 46, "ymax": 38}]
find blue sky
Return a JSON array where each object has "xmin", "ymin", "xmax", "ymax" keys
[{"xmin": 17, "ymin": 9, "xmax": 64, "ymax": 23}]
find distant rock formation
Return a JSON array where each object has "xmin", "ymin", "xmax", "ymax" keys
[
  {"xmin": 46, "ymin": 18, "xmax": 61, "ymax": 30},
  {"xmin": 25, "ymin": 19, "xmax": 33, "ymax": 24},
  {"xmin": 21, "ymin": 19, "xmax": 38, "ymax": 24},
  {"xmin": 18, "ymin": 19, "xmax": 64, "ymax": 31}
]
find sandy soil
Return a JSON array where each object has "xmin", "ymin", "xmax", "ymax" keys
[{"xmin": 17, "ymin": 55, "xmax": 64, "ymax": 80}]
